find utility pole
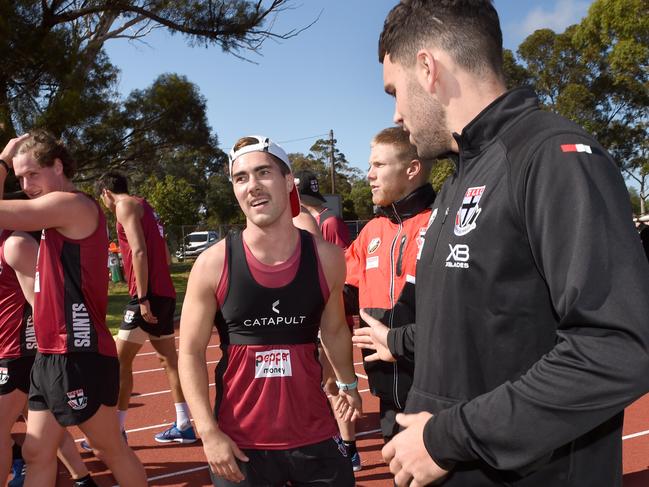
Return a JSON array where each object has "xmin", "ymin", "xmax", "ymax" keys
[{"xmin": 329, "ymin": 129, "xmax": 336, "ymax": 194}]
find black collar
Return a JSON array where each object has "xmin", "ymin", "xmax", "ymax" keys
[
  {"xmin": 453, "ymin": 87, "xmax": 539, "ymax": 159},
  {"xmin": 376, "ymin": 183, "xmax": 436, "ymax": 223}
]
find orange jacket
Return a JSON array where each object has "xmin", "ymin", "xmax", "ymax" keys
[{"xmin": 345, "ymin": 184, "xmax": 435, "ymax": 407}]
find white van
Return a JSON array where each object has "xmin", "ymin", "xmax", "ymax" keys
[{"xmin": 176, "ymin": 230, "xmax": 219, "ymax": 261}]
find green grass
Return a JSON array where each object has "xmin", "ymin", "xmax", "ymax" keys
[{"xmin": 107, "ymin": 261, "xmax": 193, "ymax": 334}]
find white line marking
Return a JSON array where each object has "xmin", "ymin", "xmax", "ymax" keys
[
  {"xmin": 135, "ymin": 344, "xmax": 219, "ymax": 357},
  {"xmin": 134, "ymin": 360, "xmax": 218, "ymax": 375},
  {"xmin": 623, "ymin": 429, "xmax": 649, "ymax": 440},
  {"xmin": 110, "ymin": 427, "xmax": 384, "ymax": 486},
  {"xmin": 356, "ymin": 428, "xmax": 382, "ymax": 437}
]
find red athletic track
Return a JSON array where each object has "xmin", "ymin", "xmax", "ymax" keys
[{"xmin": 8, "ymin": 327, "xmax": 649, "ymax": 487}]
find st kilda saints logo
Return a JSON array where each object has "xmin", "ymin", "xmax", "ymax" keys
[
  {"xmin": 367, "ymin": 237, "xmax": 381, "ymax": 254},
  {"xmin": 455, "ymin": 186, "xmax": 485, "ymax": 236},
  {"xmin": 67, "ymin": 388, "xmax": 88, "ymax": 410},
  {"xmin": 0, "ymin": 367, "xmax": 9, "ymax": 385}
]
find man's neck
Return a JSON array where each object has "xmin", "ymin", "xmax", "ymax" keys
[
  {"xmin": 444, "ymin": 73, "xmax": 506, "ymax": 151},
  {"xmin": 242, "ymin": 220, "xmax": 300, "ymax": 266},
  {"xmin": 301, "ymin": 203, "xmax": 325, "ymax": 219}
]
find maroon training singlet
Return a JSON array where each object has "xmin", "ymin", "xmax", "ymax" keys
[
  {"xmin": 117, "ymin": 197, "xmax": 175, "ymax": 299},
  {"xmin": 213, "ymin": 230, "xmax": 338, "ymax": 449},
  {"xmin": 33, "ymin": 195, "xmax": 116, "ymax": 357},
  {"xmin": 0, "ymin": 230, "xmax": 36, "ymax": 358}
]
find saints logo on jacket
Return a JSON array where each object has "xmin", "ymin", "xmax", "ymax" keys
[{"xmin": 455, "ymin": 186, "xmax": 485, "ymax": 236}]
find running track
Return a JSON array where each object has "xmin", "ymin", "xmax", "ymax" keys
[{"xmin": 8, "ymin": 328, "xmax": 649, "ymax": 486}]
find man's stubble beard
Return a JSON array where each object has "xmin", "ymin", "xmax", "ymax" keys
[{"xmin": 408, "ymin": 79, "xmax": 453, "ymax": 160}]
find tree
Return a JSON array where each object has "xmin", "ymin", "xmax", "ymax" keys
[
  {"xmin": 348, "ymin": 180, "xmax": 373, "ymax": 220},
  {"xmin": 430, "ymin": 159, "xmax": 455, "ymax": 193},
  {"xmin": 0, "ymin": 1, "xmax": 307, "ymax": 175},
  {"xmin": 504, "ymin": 0, "xmax": 648, "ymax": 211},
  {"xmin": 139, "ymin": 174, "xmax": 200, "ymax": 246},
  {"xmin": 204, "ymin": 172, "xmax": 245, "ymax": 226}
]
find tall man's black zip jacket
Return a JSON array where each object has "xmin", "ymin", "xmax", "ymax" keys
[{"xmin": 389, "ymin": 88, "xmax": 649, "ymax": 486}]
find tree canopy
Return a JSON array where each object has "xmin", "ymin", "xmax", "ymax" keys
[
  {"xmin": 0, "ymin": 0, "xmax": 302, "ymax": 145},
  {"xmin": 504, "ymin": 0, "xmax": 648, "ymax": 212}
]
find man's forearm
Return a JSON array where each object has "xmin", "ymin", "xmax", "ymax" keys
[
  {"xmin": 131, "ymin": 250, "xmax": 149, "ymax": 297},
  {"xmin": 178, "ymin": 351, "xmax": 220, "ymax": 437},
  {"xmin": 321, "ymin": 326, "xmax": 356, "ymax": 384}
]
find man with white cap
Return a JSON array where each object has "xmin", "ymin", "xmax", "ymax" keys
[{"xmin": 178, "ymin": 135, "xmax": 361, "ymax": 486}]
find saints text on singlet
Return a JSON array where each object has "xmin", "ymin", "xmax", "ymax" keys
[
  {"xmin": 116, "ymin": 196, "xmax": 175, "ymax": 299},
  {"xmin": 33, "ymin": 195, "xmax": 116, "ymax": 357},
  {"xmin": 214, "ymin": 230, "xmax": 338, "ymax": 449},
  {"xmin": 0, "ymin": 230, "xmax": 36, "ymax": 358}
]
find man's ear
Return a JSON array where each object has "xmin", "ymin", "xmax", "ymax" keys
[
  {"xmin": 406, "ymin": 159, "xmax": 422, "ymax": 180},
  {"xmin": 52, "ymin": 158, "xmax": 64, "ymax": 176},
  {"xmin": 416, "ymin": 49, "xmax": 437, "ymax": 93}
]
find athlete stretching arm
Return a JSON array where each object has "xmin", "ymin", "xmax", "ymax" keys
[{"xmin": 178, "ymin": 241, "xmax": 249, "ymax": 484}]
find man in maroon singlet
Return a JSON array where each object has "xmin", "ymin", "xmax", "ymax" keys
[
  {"xmin": 94, "ymin": 172, "xmax": 196, "ymax": 444},
  {"xmin": 0, "ymin": 190, "xmax": 99, "ymax": 487},
  {"xmin": 0, "ymin": 131, "xmax": 146, "ymax": 487},
  {"xmin": 179, "ymin": 135, "xmax": 362, "ymax": 486}
]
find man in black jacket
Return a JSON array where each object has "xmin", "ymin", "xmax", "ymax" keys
[{"xmin": 355, "ymin": 1, "xmax": 649, "ymax": 486}]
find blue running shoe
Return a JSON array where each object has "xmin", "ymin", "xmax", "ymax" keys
[
  {"xmin": 80, "ymin": 439, "xmax": 92, "ymax": 452},
  {"xmin": 154, "ymin": 422, "xmax": 197, "ymax": 444},
  {"xmin": 8, "ymin": 458, "xmax": 26, "ymax": 487},
  {"xmin": 351, "ymin": 451, "xmax": 362, "ymax": 472},
  {"xmin": 81, "ymin": 430, "xmax": 127, "ymax": 452}
]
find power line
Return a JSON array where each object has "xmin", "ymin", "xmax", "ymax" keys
[{"xmin": 277, "ymin": 133, "xmax": 329, "ymax": 145}]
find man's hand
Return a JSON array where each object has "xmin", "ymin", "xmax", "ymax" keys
[
  {"xmin": 0, "ymin": 134, "xmax": 30, "ymax": 167},
  {"xmin": 202, "ymin": 429, "xmax": 249, "ymax": 483},
  {"xmin": 382, "ymin": 412, "xmax": 449, "ymax": 487},
  {"xmin": 334, "ymin": 388, "xmax": 363, "ymax": 422},
  {"xmin": 353, "ymin": 309, "xmax": 396, "ymax": 362},
  {"xmin": 139, "ymin": 300, "xmax": 158, "ymax": 324}
]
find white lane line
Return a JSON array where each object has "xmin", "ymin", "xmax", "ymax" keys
[
  {"xmin": 136, "ymin": 343, "xmax": 219, "ymax": 357},
  {"xmin": 623, "ymin": 429, "xmax": 649, "ymax": 440},
  {"xmin": 109, "ymin": 427, "xmax": 384, "ymax": 486},
  {"xmin": 133, "ymin": 360, "xmax": 219, "ymax": 375},
  {"xmin": 75, "ymin": 422, "xmax": 176, "ymax": 442},
  {"xmin": 356, "ymin": 428, "xmax": 382, "ymax": 438}
]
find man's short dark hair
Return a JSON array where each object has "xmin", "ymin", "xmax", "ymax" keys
[
  {"xmin": 379, "ymin": 0, "xmax": 504, "ymax": 80},
  {"xmin": 95, "ymin": 171, "xmax": 129, "ymax": 196}
]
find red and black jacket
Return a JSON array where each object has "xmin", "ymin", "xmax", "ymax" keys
[{"xmin": 345, "ymin": 183, "xmax": 435, "ymax": 408}]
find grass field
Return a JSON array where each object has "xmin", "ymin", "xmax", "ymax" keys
[{"xmin": 107, "ymin": 261, "xmax": 193, "ymax": 334}]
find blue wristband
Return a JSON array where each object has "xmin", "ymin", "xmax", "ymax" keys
[{"xmin": 335, "ymin": 377, "xmax": 358, "ymax": 391}]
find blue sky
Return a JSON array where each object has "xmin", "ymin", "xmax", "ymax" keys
[{"xmin": 105, "ymin": 0, "xmax": 593, "ymax": 173}]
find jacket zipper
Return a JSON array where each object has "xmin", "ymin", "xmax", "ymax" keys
[
  {"xmin": 429, "ymin": 156, "xmax": 464, "ymax": 262},
  {"xmin": 389, "ymin": 204, "xmax": 404, "ymax": 409}
]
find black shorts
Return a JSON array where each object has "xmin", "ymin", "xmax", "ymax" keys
[
  {"xmin": 28, "ymin": 353, "xmax": 119, "ymax": 426},
  {"xmin": 0, "ymin": 356, "xmax": 35, "ymax": 395},
  {"xmin": 120, "ymin": 295, "xmax": 176, "ymax": 337},
  {"xmin": 210, "ymin": 437, "xmax": 355, "ymax": 487}
]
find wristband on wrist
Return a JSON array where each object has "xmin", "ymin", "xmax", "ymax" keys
[
  {"xmin": 0, "ymin": 159, "xmax": 10, "ymax": 174},
  {"xmin": 137, "ymin": 296, "xmax": 149, "ymax": 304},
  {"xmin": 335, "ymin": 377, "xmax": 358, "ymax": 391}
]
